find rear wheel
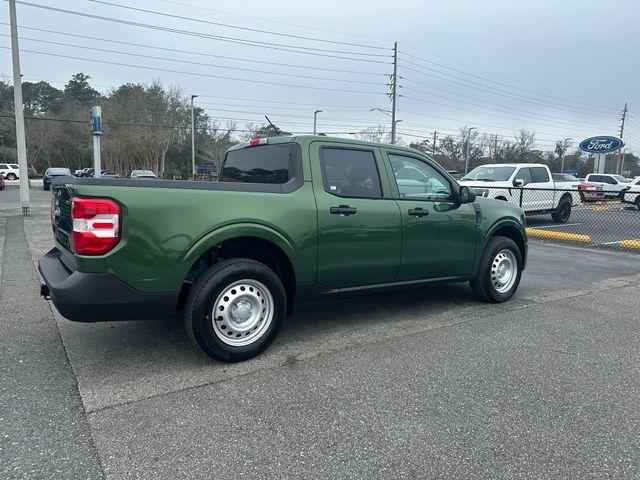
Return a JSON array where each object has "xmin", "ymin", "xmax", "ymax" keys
[
  {"xmin": 551, "ymin": 198, "xmax": 572, "ymax": 223},
  {"xmin": 5, "ymin": 173, "xmax": 16, "ymax": 180},
  {"xmin": 470, "ymin": 236, "xmax": 522, "ymax": 303},
  {"xmin": 635, "ymin": 197, "xmax": 640, "ymax": 211},
  {"xmin": 184, "ymin": 258, "xmax": 286, "ymax": 362}
]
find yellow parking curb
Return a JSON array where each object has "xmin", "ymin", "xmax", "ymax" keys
[
  {"xmin": 620, "ymin": 240, "xmax": 640, "ymax": 250},
  {"xmin": 526, "ymin": 228, "xmax": 591, "ymax": 243},
  {"xmin": 593, "ymin": 206, "xmax": 609, "ymax": 211}
]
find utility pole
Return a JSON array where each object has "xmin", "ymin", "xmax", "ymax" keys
[
  {"xmin": 9, "ymin": 0, "xmax": 30, "ymax": 215},
  {"xmin": 492, "ymin": 135, "xmax": 499, "ymax": 163},
  {"xmin": 559, "ymin": 137, "xmax": 572, "ymax": 173},
  {"xmin": 313, "ymin": 110, "xmax": 322, "ymax": 135},
  {"xmin": 190, "ymin": 94, "xmax": 198, "ymax": 180},
  {"xmin": 390, "ymin": 41, "xmax": 398, "ymax": 144},
  {"xmin": 617, "ymin": 102, "xmax": 627, "ymax": 174},
  {"xmin": 432, "ymin": 131, "xmax": 437, "ymax": 157}
]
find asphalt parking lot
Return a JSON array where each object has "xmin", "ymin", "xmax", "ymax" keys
[
  {"xmin": 527, "ymin": 200, "xmax": 640, "ymax": 251},
  {"xmin": 2, "ymin": 186, "xmax": 640, "ymax": 479}
]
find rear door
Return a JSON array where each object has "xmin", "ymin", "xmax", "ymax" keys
[
  {"xmin": 384, "ymin": 150, "xmax": 477, "ymax": 280},
  {"xmin": 526, "ymin": 167, "xmax": 554, "ymax": 210},
  {"xmin": 311, "ymin": 143, "xmax": 402, "ymax": 288}
]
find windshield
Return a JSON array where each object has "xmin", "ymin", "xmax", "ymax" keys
[
  {"xmin": 463, "ymin": 166, "xmax": 515, "ymax": 182},
  {"xmin": 613, "ymin": 175, "xmax": 627, "ymax": 182},
  {"xmin": 46, "ymin": 168, "xmax": 71, "ymax": 176}
]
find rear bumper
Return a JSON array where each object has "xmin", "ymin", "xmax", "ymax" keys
[{"xmin": 38, "ymin": 248, "xmax": 178, "ymax": 322}]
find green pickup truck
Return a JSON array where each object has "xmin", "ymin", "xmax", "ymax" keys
[{"xmin": 39, "ymin": 135, "xmax": 527, "ymax": 362}]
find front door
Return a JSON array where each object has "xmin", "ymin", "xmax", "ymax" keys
[
  {"xmin": 312, "ymin": 143, "xmax": 402, "ymax": 288},
  {"xmin": 384, "ymin": 151, "xmax": 478, "ymax": 280}
]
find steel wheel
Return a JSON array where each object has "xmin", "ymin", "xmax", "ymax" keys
[
  {"xmin": 212, "ymin": 279, "xmax": 274, "ymax": 346},
  {"xmin": 491, "ymin": 249, "xmax": 518, "ymax": 294}
]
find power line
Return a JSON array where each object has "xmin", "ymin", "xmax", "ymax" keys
[
  {"xmin": 400, "ymin": 91, "xmax": 615, "ymax": 131},
  {"xmin": 0, "ymin": 23, "xmax": 389, "ymax": 77},
  {"xmin": 2, "ymin": 47, "xmax": 387, "ymax": 95},
  {"xmin": 87, "ymin": 0, "xmax": 390, "ymax": 51},
  {"xmin": 14, "ymin": 1, "xmax": 392, "ymax": 63},
  {"xmin": 399, "ymin": 62, "xmax": 618, "ymax": 117},
  {"xmin": 398, "ymin": 51, "xmax": 616, "ymax": 111},
  {"xmin": 3, "ymin": 35, "xmax": 387, "ymax": 86}
]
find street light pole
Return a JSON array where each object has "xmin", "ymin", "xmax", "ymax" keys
[
  {"xmin": 464, "ymin": 127, "xmax": 477, "ymax": 175},
  {"xmin": 8, "ymin": 0, "xmax": 30, "ymax": 215},
  {"xmin": 313, "ymin": 110, "xmax": 322, "ymax": 135},
  {"xmin": 190, "ymin": 94, "xmax": 198, "ymax": 180}
]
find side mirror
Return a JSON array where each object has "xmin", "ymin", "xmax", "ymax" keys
[
  {"xmin": 458, "ymin": 185, "xmax": 476, "ymax": 204},
  {"xmin": 513, "ymin": 178, "xmax": 524, "ymax": 187}
]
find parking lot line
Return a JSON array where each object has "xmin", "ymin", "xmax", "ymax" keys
[
  {"xmin": 525, "ymin": 228, "xmax": 591, "ymax": 243},
  {"xmin": 530, "ymin": 223, "xmax": 581, "ymax": 229}
]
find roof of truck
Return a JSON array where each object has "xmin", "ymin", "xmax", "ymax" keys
[{"xmin": 228, "ymin": 134, "xmax": 429, "ymax": 156}]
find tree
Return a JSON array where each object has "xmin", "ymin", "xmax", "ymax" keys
[{"xmin": 64, "ymin": 73, "xmax": 99, "ymax": 105}]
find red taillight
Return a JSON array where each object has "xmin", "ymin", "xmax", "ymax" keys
[
  {"xmin": 248, "ymin": 138, "xmax": 268, "ymax": 147},
  {"xmin": 71, "ymin": 197, "xmax": 120, "ymax": 255}
]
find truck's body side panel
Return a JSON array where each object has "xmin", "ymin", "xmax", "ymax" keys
[{"xmin": 56, "ymin": 182, "xmax": 318, "ymax": 293}]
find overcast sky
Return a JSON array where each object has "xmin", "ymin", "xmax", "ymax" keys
[{"xmin": 2, "ymin": 0, "xmax": 639, "ymax": 151}]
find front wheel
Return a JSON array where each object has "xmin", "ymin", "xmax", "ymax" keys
[
  {"xmin": 551, "ymin": 198, "xmax": 571, "ymax": 223},
  {"xmin": 470, "ymin": 236, "xmax": 522, "ymax": 303},
  {"xmin": 184, "ymin": 258, "xmax": 286, "ymax": 362},
  {"xmin": 5, "ymin": 173, "xmax": 17, "ymax": 180}
]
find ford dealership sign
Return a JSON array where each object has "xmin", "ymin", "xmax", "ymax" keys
[{"xmin": 579, "ymin": 136, "xmax": 623, "ymax": 154}]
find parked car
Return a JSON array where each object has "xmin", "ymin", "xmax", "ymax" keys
[
  {"xmin": 460, "ymin": 163, "xmax": 580, "ymax": 223},
  {"xmin": 0, "ymin": 172, "xmax": 5, "ymax": 190},
  {"xmin": 101, "ymin": 171, "xmax": 120, "ymax": 178},
  {"xmin": 0, "ymin": 163, "xmax": 20, "ymax": 180},
  {"xmin": 584, "ymin": 173, "xmax": 631, "ymax": 198},
  {"xmin": 130, "ymin": 170, "xmax": 157, "ymax": 179},
  {"xmin": 43, "ymin": 167, "xmax": 72, "ymax": 191},
  {"xmin": 552, "ymin": 173, "xmax": 603, "ymax": 201},
  {"xmin": 622, "ymin": 182, "xmax": 640, "ymax": 210},
  {"xmin": 39, "ymin": 135, "xmax": 527, "ymax": 362}
]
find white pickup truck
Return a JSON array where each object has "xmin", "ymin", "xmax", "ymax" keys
[{"xmin": 460, "ymin": 163, "xmax": 581, "ymax": 223}]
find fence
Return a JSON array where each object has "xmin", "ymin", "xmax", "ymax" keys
[{"xmin": 466, "ymin": 185, "xmax": 640, "ymax": 253}]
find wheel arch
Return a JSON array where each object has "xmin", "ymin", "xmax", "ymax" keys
[
  {"xmin": 485, "ymin": 220, "xmax": 527, "ymax": 270},
  {"xmin": 179, "ymin": 224, "xmax": 297, "ymax": 314}
]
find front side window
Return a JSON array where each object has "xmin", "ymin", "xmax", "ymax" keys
[
  {"xmin": 320, "ymin": 148, "xmax": 382, "ymax": 198},
  {"xmin": 0, "ymin": 164, "xmax": 7, "ymax": 170},
  {"xmin": 10, "ymin": 164, "xmax": 18, "ymax": 169},
  {"xmin": 222, "ymin": 144, "xmax": 294, "ymax": 184},
  {"xmin": 388, "ymin": 154, "xmax": 452, "ymax": 201},
  {"xmin": 531, "ymin": 167, "xmax": 550, "ymax": 183}
]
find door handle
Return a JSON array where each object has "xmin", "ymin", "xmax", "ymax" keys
[
  {"xmin": 330, "ymin": 205, "xmax": 358, "ymax": 216},
  {"xmin": 408, "ymin": 207, "xmax": 429, "ymax": 217}
]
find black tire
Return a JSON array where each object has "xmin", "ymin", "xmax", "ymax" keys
[
  {"xmin": 184, "ymin": 258, "xmax": 286, "ymax": 362},
  {"xmin": 470, "ymin": 236, "xmax": 522, "ymax": 303},
  {"xmin": 551, "ymin": 198, "xmax": 572, "ymax": 223},
  {"xmin": 635, "ymin": 197, "xmax": 640, "ymax": 211},
  {"xmin": 43, "ymin": 185, "xmax": 50, "ymax": 191},
  {"xmin": 6, "ymin": 173, "xmax": 17, "ymax": 180}
]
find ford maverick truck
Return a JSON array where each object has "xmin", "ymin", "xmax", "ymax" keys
[{"xmin": 39, "ymin": 135, "xmax": 527, "ymax": 362}]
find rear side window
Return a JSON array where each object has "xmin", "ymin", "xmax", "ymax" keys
[
  {"xmin": 515, "ymin": 168, "xmax": 533, "ymax": 185},
  {"xmin": 222, "ymin": 144, "xmax": 295, "ymax": 184},
  {"xmin": 0, "ymin": 164, "xmax": 7, "ymax": 169},
  {"xmin": 320, "ymin": 148, "xmax": 382, "ymax": 198},
  {"xmin": 531, "ymin": 167, "xmax": 549, "ymax": 183}
]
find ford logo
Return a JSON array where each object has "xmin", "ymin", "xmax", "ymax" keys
[{"xmin": 579, "ymin": 136, "xmax": 624, "ymax": 154}]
